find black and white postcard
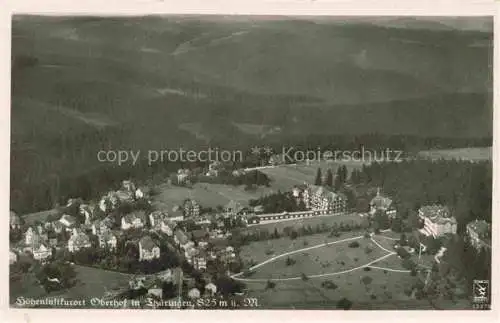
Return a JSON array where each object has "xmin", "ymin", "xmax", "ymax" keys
[{"xmin": 4, "ymin": 0, "xmax": 497, "ymax": 319}]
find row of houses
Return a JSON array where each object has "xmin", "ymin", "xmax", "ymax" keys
[
  {"xmin": 11, "ymin": 180, "xmax": 156, "ymax": 262},
  {"xmin": 366, "ymin": 189, "xmax": 491, "ymax": 252},
  {"xmin": 173, "ymin": 228, "xmax": 236, "ymax": 271},
  {"xmin": 99, "ymin": 180, "xmax": 148, "ymax": 214},
  {"xmin": 364, "ymin": 188, "xmax": 457, "ymax": 239},
  {"xmin": 246, "ymin": 210, "xmax": 326, "ymax": 224}
]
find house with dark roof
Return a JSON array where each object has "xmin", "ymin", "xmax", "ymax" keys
[
  {"xmin": 183, "ymin": 199, "xmax": 200, "ymax": 218},
  {"xmin": 149, "ymin": 211, "xmax": 166, "ymax": 229},
  {"xmin": 10, "ymin": 249, "xmax": 18, "ymax": 264},
  {"xmin": 466, "ymin": 220, "xmax": 491, "ymax": 250},
  {"xmin": 369, "ymin": 188, "xmax": 396, "ymax": 218},
  {"xmin": 160, "ymin": 218, "xmax": 176, "ymax": 236},
  {"xmin": 24, "ymin": 225, "xmax": 47, "ymax": 244},
  {"xmin": 188, "ymin": 288, "xmax": 201, "ymax": 300},
  {"xmin": 224, "ymin": 200, "xmax": 245, "ymax": 217},
  {"xmin": 302, "ymin": 185, "xmax": 347, "ymax": 214},
  {"xmin": 25, "ymin": 227, "xmax": 36, "ymax": 245},
  {"xmin": 174, "ymin": 229, "xmax": 194, "ymax": 250},
  {"xmin": 51, "ymin": 221, "xmax": 65, "ymax": 234},
  {"xmin": 192, "ymin": 253, "xmax": 207, "ymax": 271},
  {"xmin": 99, "ymin": 194, "xmax": 114, "ymax": 213},
  {"xmin": 176, "ymin": 169, "xmax": 191, "ymax": 185},
  {"xmin": 31, "ymin": 239, "xmax": 52, "ymax": 262},
  {"xmin": 68, "ymin": 229, "xmax": 92, "ymax": 252},
  {"xmin": 191, "ymin": 229, "xmax": 209, "ymax": 242},
  {"xmin": 98, "ymin": 231, "xmax": 118, "ymax": 250},
  {"xmin": 205, "ymin": 282, "xmax": 217, "ymax": 296},
  {"xmin": 116, "ymin": 190, "xmax": 134, "ymax": 203},
  {"xmin": 122, "ymin": 180, "xmax": 136, "ymax": 193},
  {"xmin": 418, "ymin": 205, "xmax": 457, "ymax": 238},
  {"xmin": 139, "ymin": 235, "xmax": 160, "ymax": 261},
  {"xmin": 79, "ymin": 204, "xmax": 97, "ymax": 225},
  {"xmin": 92, "ymin": 217, "xmax": 113, "ymax": 235},
  {"xmin": 121, "ymin": 211, "xmax": 146, "ymax": 230},
  {"xmin": 59, "ymin": 214, "xmax": 77, "ymax": 229},
  {"xmin": 253, "ymin": 205, "xmax": 264, "ymax": 214},
  {"xmin": 10, "ymin": 211, "xmax": 21, "ymax": 230},
  {"xmin": 159, "ymin": 205, "xmax": 184, "ymax": 222},
  {"xmin": 135, "ymin": 186, "xmax": 150, "ymax": 200}
]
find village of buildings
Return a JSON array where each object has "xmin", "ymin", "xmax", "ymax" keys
[{"xmin": 9, "ymin": 156, "xmax": 492, "ymax": 309}]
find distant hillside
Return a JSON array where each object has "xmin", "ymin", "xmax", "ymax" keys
[
  {"xmin": 273, "ymin": 93, "xmax": 493, "ymax": 138},
  {"xmin": 10, "ymin": 15, "xmax": 493, "ymax": 213}
]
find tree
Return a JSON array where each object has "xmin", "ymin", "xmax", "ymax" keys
[
  {"xmin": 341, "ymin": 166, "xmax": 348, "ymax": 183},
  {"xmin": 402, "ymin": 259, "xmax": 417, "ymax": 270},
  {"xmin": 373, "ymin": 210, "xmax": 390, "ymax": 230},
  {"xmin": 266, "ymin": 280, "xmax": 276, "ymax": 290},
  {"xmin": 273, "ymin": 228, "xmax": 280, "ymax": 239},
  {"xmin": 35, "ymin": 261, "xmax": 77, "ymax": 292},
  {"xmin": 348, "ymin": 241, "xmax": 360, "ymax": 248},
  {"xmin": 334, "ymin": 173, "xmax": 342, "ymax": 191},
  {"xmin": 425, "ymin": 237, "xmax": 443, "ymax": 255},
  {"xmin": 314, "ymin": 168, "xmax": 322, "ymax": 186},
  {"xmin": 324, "ymin": 169, "xmax": 334, "ymax": 187},
  {"xmin": 399, "ymin": 234, "xmax": 408, "ymax": 246},
  {"xmin": 321, "ymin": 280, "xmax": 338, "ymax": 290},
  {"xmin": 361, "ymin": 276, "xmax": 373, "ymax": 285},
  {"xmin": 391, "ymin": 216, "xmax": 403, "ymax": 233},
  {"xmin": 298, "ymin": 199, "xmax": 307, "ymax": 211},
  {"xmin": 337, "ymin": 297, "xmax": 353, "ymax": 310},
  {"xmin": 9, "ymin": 228, "xmax": 23, "ymax": 244},
  {"xmin": 350, "ymin": 169, "xmax": 360, "ymax": 184}
]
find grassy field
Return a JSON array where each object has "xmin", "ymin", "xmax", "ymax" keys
[
  {"xmin": 245, "ymin": 213, "xmax": 367, "ymax": 234},
  {"xmin": 261, "ymin": 161, "xmax": 366, "ymax": 191},
  {"xmin": 417, "ymin": 146, "xmax": 492, "ymax": 161},
  {"xmin": 10, "ymin": 272, "xmax": 48, "ymax": 303},
  {"xmin": 21, "ymin": 209, "xmax": 60, "ymax": 226},
  {"xmin": 59, "ymin": 265, "xmax": 133, "ymax": 299},
  {"xmin": 244, "ymin": 268, "xmax": 417, "ymax": 308},
  {"xmin": 249, "ymin": 238, "xmax": 387, "ymax": 280},
  {"xmin": 236, "ymin": 229, "xmax": 427, "ymax": 308},
  {"xmin": 239, "ymin": 231, "xmax": 363, "ymax": 265},
  {"xmin": 152, "ymin": 182, "xmax": 274, "ymax": 209},
  {"xmin": 10, "ymin": 265, "xmax": 132, "ymax": 305},
  {"xmin": 232, "ymin": 122, "xmax": 280, "ymax": 136}
]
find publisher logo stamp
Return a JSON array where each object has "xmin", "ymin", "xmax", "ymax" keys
[{"xmin": 473, "ymin": 280, "xmax": 489, "ymax": 304}]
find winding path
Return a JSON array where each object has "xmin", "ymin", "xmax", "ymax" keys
[
  {"xmin": 231, "ymin": 235, "xmax": 406, "ymax": 282},
  {"xmin": 368, "ymin": 265, "xmax": 410, "ymax": 273},
  {"xmin": 377, "ymin": 235, "xmax": 399, "ymax": 241},
  {"xmin": 370, "ymin": 236, "xmax": 394, "ymax": 254}
]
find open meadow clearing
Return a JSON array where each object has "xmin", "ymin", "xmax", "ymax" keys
[
  {"xmin": 245, "ymin": 213, "xmax": 367, "ymax": 234},
  {"xmin": 261, "ymin": 161, "xmax": 366, "ymax": 191},
  {"xmin": 417, "ymin": 146, "xmax": 491, "ymax": 162},
  {"xmin": 242, "ymin": 255, "xmax": 417, "ymax": 308},
  {"xmin": 59, "ymin": 265, "xmax": 133, "ymax": 300},
  {"xmin": 10, "ymin": 272, "xmax": 48, "ymax": 303},
  {"xmin": 247, "ymin": 238, "xmax": 388, "ymax": 280},
  {"xmin": 239, "ymin": 231, "xmax": 363, "ymax": 265},
  {"xmin": 234, "ymin": 229, "xmax": 426, "ymax": 308},
  {"xmin": 260, "ymin": 166, "xmax": 313, "ymax": 191},
  {"xmin": 10, "ymin": 265, "xmax": 133, "ymax": 306},
  {"xmin": 152, "ymin": 182, "xmax": 274, "ymax": 209}
]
